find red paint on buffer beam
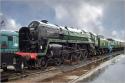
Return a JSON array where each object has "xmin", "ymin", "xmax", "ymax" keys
[{"xmin": 16, "ymin": 52, "xmax": 37, "ymax": 60}]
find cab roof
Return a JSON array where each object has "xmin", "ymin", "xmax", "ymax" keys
[{"xmin": 0, "ymin": 30, "xmax": 18, "ymax": 36}]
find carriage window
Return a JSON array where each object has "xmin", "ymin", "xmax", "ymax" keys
[
  {"xmin": 8, "ymin": 36, "xmax": 13, "ymax": 41},
  {"xmin": 1, "ymin": 41, "xmax": 7, "ymax": 48}
]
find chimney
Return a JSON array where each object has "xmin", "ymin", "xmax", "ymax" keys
[{"xmin": 41, "ymin": 20, "xmax": 48, "ymax": 23}]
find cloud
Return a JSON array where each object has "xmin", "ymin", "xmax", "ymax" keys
[
  {"xmin": 24, "ymin": 0, "xmax": 104, "ymax": 35},
  {"xmin": 110, "ymin": 30, "xmax": 125, "ymax": 42},
  {"xmin": 1, "ymin": 0, "xmax": 124, "ymax": 41},
  {"xmin": 43, "ymin": 0, "xmax": 124, "ymax": 41},
  {"xmin": 0, "ymin": 13, "xmax": 21, "ymax": 31},
  {"xmin": 0, "ymin": 13, "xmax": 3, "ymax": 16},
  {"xmin": 112, "ymin": 30, "xmax": 117, "ymax": 37},
  {"xmin": 77, "ymin": 4, "xmax": 103, "ymax": 23},
  {"xmin": 77, "ymin": 4, "xmax": 103, "ymax": 34},
  {"xmin": 52, "ymin": 1, "xmax": 104, "ymax": 35},
  {"xmin": 119, "ymin": 30, "xmax": 125, "ymax": 42},
  {"xmin": 55, "ymin": 5, "xmax": 68, "ymax": 20},
  {"xmin": 19, "ymin": 0, "xmax": 124, "ymax": 41}
]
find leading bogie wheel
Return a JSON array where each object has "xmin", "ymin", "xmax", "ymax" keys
[
  {"xmin": 14, "ymin": 56, "xmax": 25, "ymax": 72},
  {"xmin": 54, "ymin": 58, "xmax": 62, "ymax": 66},
  {"xmin": 40, "ymin": 58, "xmax": 48, "ymax": 69}
]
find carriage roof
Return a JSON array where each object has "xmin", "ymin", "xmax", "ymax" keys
[{"xmin": 0, "ymin": 30, "xmax": 18, "ymax": 36}]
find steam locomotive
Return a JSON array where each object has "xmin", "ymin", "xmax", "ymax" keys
[
  {"xmin": 15, "ymin": 20, "xmax": 124, "ymax": 71},
  {"xmin": 0, "ymin": 20, "xmax": 124, "ymax": 71}
]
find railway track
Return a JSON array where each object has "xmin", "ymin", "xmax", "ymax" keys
[
  {"xmin": 1, "ymin": 65, "xmax": 58, "ymax": 82},
  {"xmin": 40, "ymin": 51, "xmax": 124, "ymax": 83},
  {"xmin": 1, "ymin": 51, "xmax": 124, "ymax": 82}
]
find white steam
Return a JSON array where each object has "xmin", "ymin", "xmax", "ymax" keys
[{"xmin": 0, "ymin": 14, "xmax": 21, "ymax": 31}]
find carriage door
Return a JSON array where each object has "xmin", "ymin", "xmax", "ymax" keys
[
  {"xmin": 13, "ymin": 36, "xmax": 18, "ymax": 50},
  {"xmin": 8, "ymin": 36, "xmax": 13, "ymax": 51}
]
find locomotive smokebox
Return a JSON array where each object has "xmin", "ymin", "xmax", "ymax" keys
[{"xmin": 19, "ymin": 27, "xmax": 38, "ymax": 52}]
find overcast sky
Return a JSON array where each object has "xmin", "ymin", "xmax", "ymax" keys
[{"xmin": 0, "ymin": 0, "xmax": 125, "ymax": 41}]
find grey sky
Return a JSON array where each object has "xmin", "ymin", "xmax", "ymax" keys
[{"xmin": 0, "ymin": 0, "xmax": 125, "ymax": 41}]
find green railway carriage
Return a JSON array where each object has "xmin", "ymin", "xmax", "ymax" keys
[
  {"xmin": 113, "ymin": 40, "xmax": 117, "ymax": 48},
  {"xmin": 99, "ymin": 37, "xmax": 109, "ymax": 48},
  {"xmin": 0, "ymin": 30, "xmax": 18, "ymax": 70},
  {"xmin": 115, "ymin": 41, "xmax": 121, "ymax": 48},
  {"xmin": 120, "ymin": 42, "xmax": 124, "ymax": 47},
  {"xmin": 88, "ymin": 33, "xmax": 115, "ymax": 54},
  {"xmin": 0, "ymin": 31, "xmax": 18, "ymax": 52},
  {"xmin": 98, "ymin": 37, "xmax": 109, "ymax": 54},
  {"xmin": 107, "ymin": 39, "xmax": 124, "ymax": 52},
  {"xmin": 114, "ymin": 41, "xmax": 118, "ymax": 48},
  {"xmin": 113, "ymin": 40, "xmax": 123, "ymax": 51}
]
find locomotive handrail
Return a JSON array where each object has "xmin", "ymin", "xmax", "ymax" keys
[{"xmin": 37, "ymin": 40, "xmax": 50, "ymax": 56}]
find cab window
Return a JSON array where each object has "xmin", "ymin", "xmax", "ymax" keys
[{"xmin": 8, "ymin": 36, "xmax": 13, "ymax": 41}]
